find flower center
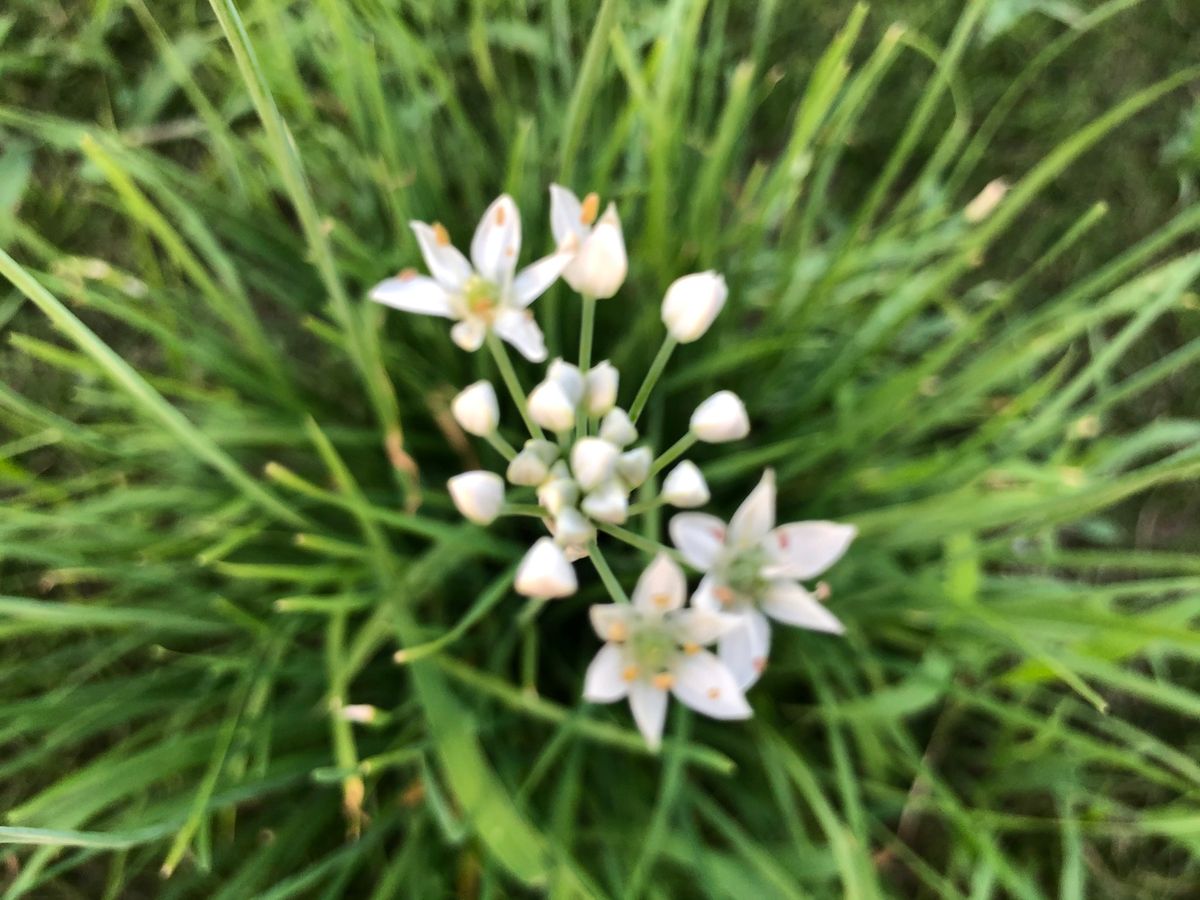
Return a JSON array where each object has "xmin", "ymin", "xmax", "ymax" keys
[
  {"xmin": 463, "ymin": 276, "xmax": 499, "ymax": 320},
  {"xmin": 724, "ymin": 547, "xmax": 768, "ymax": 601},
  {"xmin": 628, "ymin": 625, "xmax": 678, "ymax": 677}
]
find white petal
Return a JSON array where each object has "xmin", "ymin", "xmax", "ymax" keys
[
  {"xmin": 571, "ymin": 437, "xmax": 620, "ymax": 491},
  {"xmin": 718, "ymin": 609, "xmax": 771, "ymax": 690},
  {"xmin": 670, "ymin": 609, "xmax": 742, "ymax": 646},
  {"xmin": 661, "ymin": 461, "xmax": 709, "ymax": 508},
  {"xmin": 585, "ymin": 361, "xmax": 619, "ymax": 417},
  {"xmin": 451, "ymin": 380, "xmax": 499, "ymax": 436},
  {"xmin": 450, "ymin": 318, "xmax": 486, "ymax": 352},
  {"xmin": 598, "ymin": 408, "xmax": 637, "ymax": 447},
  {"xmin": 631, "ymin": 553, "xmax": 686, "ymax": 615},
  {"xmin": 493, "ymin": 308, "xmax": 547, "ymax": 363},
  {"xmin": 513, "ymin": 250, "xmax": 572, "ymax": 307},
  {"xmin": 689, "ymin": 573, "xmax": 722, "ymax": 612},
  {"xmin": 411, "ymin": 221, "xmax": 473, "ymax": 290},
  {"xmin": 628, "ymin": 680, "xmax": 669, "ymax": 750},
  {"xmin": 369, "ymin": 274, "xmax": 453, "ymax": 318},
  {"xmin": 580, "ymin": 480, "xmax": 628, "ymax": 524},
  {"xmin": 616, "ymin": 447, "xmax": 652, "ymax": 490},
  {"xmin": 564, "ymin": 203, "xmax": 627, "ymax": 299},
  {"xmin": 583, "ymin": 643, "xmax": 630, "ymax": 703},
  {"xmin": 588, "ymin": 604, "xmax": 637, "ymax": 642},
  {"xmin": 446, "ymin": 471, "xmax": 505, "ymax": 525},
  {"xmin": 728, "ymin": 469, "xmax": 775, "ymax": 548},
  {"xmin": 689, "ymin": 391, "xmax": 750, "ymax": 443},
  {"xmin": 672, "ymin": 650, "xmax": 752, "ymax": 720},
  {"xmin": 668, "ymin": 513, "xmax": 727, "ymax": 571},
  {"xmin": 761, "ymin": 580, "xmax": 845, "ymax": 635},
  {"xmin": 553, "ymin": 506, "xmax": 594, "ymax": 548},
  {"xmin": 546, "ymin": 359, "xmax": 585, "ymax": 405},
  {"xmin": 471, "ymin": 194, "xmax": 521, "ymax": 287},
  {"xmin": 763, "ymin": 521, "xmax": 858, "ymax": 579},
  {"xmin": 528, "ymin": 379, "xmax": 576, "ymax": 433},
  {"xmin": 514, "ymin": 537, "xmax": 577, "ymax": 598},
  {"xmin": 661, "ymin": 271, "xmax": 727, "ymax": 343},
  {"xmin": 549, "ymin": 183, "xmax": 587, "ymax": 246}
]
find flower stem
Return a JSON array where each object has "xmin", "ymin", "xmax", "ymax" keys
[
  {"xmin": 486, "ymin": 331, "xmax": 544, "ymax": 440},
  {"xmin": 587, "ymin": 539, "xmax": 629, "ymax": 604},
  {"xmin": 626, "ymin": 495, "xmax": 666, "ymax": 517},
  {"xmin": 576, "ymin": 293, "xmax": 596, "ymax": 436},
  {"xmin": 648, "ymin": 432, "xmax": 696, "ymax": 479},
  {"xmin": 485, "ymin": 432, "xmax": 517, "ymax": 461},
  {"xmin": 628, "ymin": 334, "xmax": 677, "ymax": 424},
  {"xmin": 596, "ymin": 523, "xmax": 683, "ymax": 563},
  {"xmin": 502, "ymin": 503, "xmax": 545, "ymax": 518}
]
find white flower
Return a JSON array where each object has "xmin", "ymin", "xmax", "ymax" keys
[
  {"xmin": 515, "ymin": 537, "xmax": 578, "ymax": 598},
  {"xmin": 583, "ymin": 554, "xmax": 751, "ymax": 749},
  {"xmin": 669, "ymin": 469, "xmax": 855, "ymax": 689},
  {"xmin": 553, "ymin": 506, "xmax": 594, "ymax": 549},
  {"xmin": 616, "ymin": 447, "xmax": 652, "ymax": 489},
  {"xmin": 585, "ymin": 361, "xmax": 619, "ymax": 417},
  {"xmin": 447, "ymin": 471, "xmax": 505, "ymax": 525},
  {"xmin": 598, "ymin": 408, "xmax": 638, "ymax": 447},
  {"xmin": 661, "ymin": 271, "xmax": 727, "ymax": 343},
  {"xmin": 546, "ymin": 358, "xmax": 586, "ymax": 406},
  {"xmin": 690, "ymin": 391, "xmax": 749, "ymax": 443},
  {"xmin": 662, "ymin": 461, "xmax": 709, "ymax": 508},
  {"xmin": 571, "ymin": 437, "xmax": 620, "ymax": 491},
  {"xmin": 506, "ymin": 439, "xmax": 558, "ymax": 486},
  {"xmin": 550, "ymin": 185, "xmax": 627, "ymax": 299},
  {"xmin": 451, "ymin": 380, "xmax": 499, "ymax": 437},
  {"xmin": 369, "ymin": 194, "xmax": 571, "ymax": 362},
  {"xmin": 528, "ymin": 380, "xmax": 577, "ymax": 433},
  {"xmin": 536, "ymin": 462, "xmax": 579, "ymax": 516},
  {"xmin": 581, "ymin": 480, "xmax": 629, "ymax": 525}
]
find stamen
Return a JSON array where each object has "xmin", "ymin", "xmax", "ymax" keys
[
  {"xmin": 652, "ymin": 672, "xmax": 675, "ymax": 690},
  {"xmin": 608, "ymin": 622, "xmax": 629, "ymax": 642},
  {"xmin": 431, "ymin": 222, "xmax": 451, "ymax": 246},
  {"xmin": 398, "ymin": 267, "xmax": 418, "ymax": 280},
  {"xmin": 753, "ymin": 657, "xmax": 767, "ymax": 673},
  {"xmin": 714, "ymin": 586, "xmax": 735, "ymax": 605},
  {"xmin": 652, "ymin": 593, "xmax": 672, "ymax": 609},
  {"xmin": 495, "ymin": 205, "xmax": 507, "ymax": 225},
  {"xmin": 580, "ymin": 192, "xmax": 600, "ymax": 225},
  {"xmin": 682, "ymin": 642, "xmax": 700, "ymax": 655},
  {"xmin": 815, "ymin": 581, "xmax": 831, "ymax": 601},
  {"xmin": 622, "ymin": 665, "xmax": 640, "ymax": 682}
]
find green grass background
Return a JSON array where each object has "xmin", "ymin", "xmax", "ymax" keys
[{"xmin": 2, "ymin": 0, "xmax": 1200, "ymax": 896}]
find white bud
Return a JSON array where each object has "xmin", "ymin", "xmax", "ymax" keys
[
  {"xmin": 451, "ymin": 380, "xmax": 500, "ymax": 436},
  {"xmin": 582, "ymin": 480, "xmax": 629, "ymax": 524},
  {"xmin": 964, "ymin": 178, "xmax": 1009, "ymax": 223},
  {"xmin": 537, "ymin": 466, "xmax": 579, "ymax": 516},
  {"xmin": 563, "ymin": 203, "xmax": 627, "ymax": 299},
  {"xmin": 570, "ymin": 437, "xmax": 620, "ymax": 491},
  {"xmin": 662, "ymin": 461, "xmax": 709, "ymax": 507},
  {"xmin": 553, "ymin": 506, "xmax": 594, "ymax": 548},
  {"xmin": 661, "ymin": 271, "xmax": 727, "ymax": 343},
  {"xmin": 515, "ymin": 537, "xmax": 578, "ymax": 598},
  {"xmin": 506, "ymin": 439, "xmax": 559, "ymax": 486},
  {"xmin": 338, "ymin": 704, "xmax": 380, "ymax": 724},
  {"xmin": 585, "ymin": 361, "xmax": 619, "ymax": 417},
  {"xmin": 598, "ymin": 408, "xmax": 637, "ymax": 447},
  {"xmin": 616, "ymin": 447, "xmax": 652, "ymax": 489},
  {"xmin": 447, "ymin": 471, "xmax": 505, "ymax": 525},
  {"xmin": 528, "ymin": 379, "xmax": 576, "ymax": 433},
  {"xmin": 547, "ymin": 358, "xmax": 585, "ymax": 406},
  {"xmin": 690, "ymin": 390, "xmax": 749, "ymax": 443}
]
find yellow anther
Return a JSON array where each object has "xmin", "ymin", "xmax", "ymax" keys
[
  {"xmin": 495, "ymin": 204, "xmax": 507, "ymax": 225},
  {"xmin": 652, "ymin": 672, "xmax": 675, "ymax": 690},
  {"xmin": 652, "ymin": 593, "xmax": 672, "ymax": 609},
  {"xmin": 608, "ymin": 622, "xmax": 629, "ymax": 642},
  {"xmin": 683, "ymin": 642, "xmax": 700, "ymax": 655},
  {"xmin": 398, "ymin": 267, "xmax": 418, "ymax": 280},
  {"xmin": 580, "ymin": 192, "xmax": 600, "ymax": 225},
  {"xmin": 431, "ymin": 222, "xmax": 451, "ymax": 246},
  {"xmin": 622, "ymin": 665, "xmax": 640, "ymax": 682},
  {"xmin": 715, "ymin": 586, "xmax": 735, "ymax": 606},
  {"xmin": 706, "ymin": 686, "xmax": 721, "ymax": 699}
]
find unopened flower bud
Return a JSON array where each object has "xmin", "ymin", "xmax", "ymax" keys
[
  {"xmin": 528, "ymin": 379, "xmax": 576, "ymax": 433},
  {"xmin": 571, "ymin": 437, "xmax": 620, "ymax": 491},
  {"xmin": 451, "ymin": 380, "xmax": 499, "ymax": 436},
  {"xmin": 690, "ymin": 391, "xmax": 749, "ymax": 443},
  {"xmin": 537, "ymin": 463, "xmax": 579, "ymax": 516},
  {"xmin": 662, "ymin": 461, "xmax": 709, "ymax": 507},
  {"xmin": 598, "ymin": 408, "xmax": 637, "ymax": 447},
  {"xmin": 616, "ymin": 447, "xmax": 652, "ymax": 489},
  {"xmin": 661, "ymin": 271, "xmax": 727, "ymax": 343},
  {"xmin": 585, "ymin": 361, "xmax": 619, "ymax": 417},
  {"xmin": 547, "ymin": 358, "xmax": 585, "ymax": 406},
  {"xmin": 448, "ymin": 471, "xmax": 505, "ymax": 525},
  {"xmin": 582, "ymin": 480, "xmax": 629, "ymax": 525},
  {"xmin": 564, "ymin": 203, "xmax": 627, "ymax": 299},
  {"xmin": 515, "ymin": 537, "xmax": 578, "ymax": 598},
  {"xmin": 506, "ymin": 439, "xmax": 559, "ymax": 486},
  {"xmin": 553, "ymin": 506, "xmax": 594, "ymax": 548}
]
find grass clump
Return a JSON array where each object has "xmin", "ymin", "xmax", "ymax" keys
[{"xmin": 2, "ymin": 0, "xmax": 1200, "ymax": 896}]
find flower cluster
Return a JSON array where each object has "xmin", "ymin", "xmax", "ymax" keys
[{"xmin": 371, "ymin": 185, "xmax": 856, "ymax": 748}]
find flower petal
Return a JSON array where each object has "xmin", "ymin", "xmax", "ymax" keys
[
  {"xmin": 493, "ymin": 308, "xmax": 547, "ymax": 362},
  {"xmin": 588, "ymin": 604, "xmax": 636, "ymax": 643},
  {"xmin": 583, "ymin": 643, "xmax": 630, "ymax": 703},
  {"xmin": 670, "ymin": 609, "xmax": 742, "ymax": 646},
  {"xmin": 631, "ymin": 553, "xmax": 686, "ymax": 615},
  {"xmin": 728, "ymin": 469, "xmax": 775, "ymax": 548},
  {"xmin": 471, "ymin": 194, "xmax": 521, "ymax": 287},
  {"xmin": 688, "ymin": 573, "xmax": 723, "ymax": 612},
  {"xmin": 668, "ymin": 513, "xmax": 727, "ymax": 571},
  {"xmin": 411, "ymin": 221, "xmax": 473, "ymax": 290},
  {"xmin": 549, "ymin": 183, "xmax": 587, "ymax": 246},
  {"xmin": 628, "ymin": 680, "xmax": 669, "ymax": 750},
  {"xmin": 513, "ymin": 250, "xmax": 572, "ymax": 307},
  {"xmin": 672, "ymin": 650, "xmax": 752, "ymax": 720},
  {"xmin": 450, "ymin": 318, "xmax": 486, "ymax": 352},
  {"xmin": 762, "ymin": 521, "xmax": 858, "ymax": 579},
  {"xmin": 761, "ymin": 580, "xmax": 845, "ymax": 635},
  {"xmin": 718, "ymin": 609, "xmax": 771, "ymax": 690},
  {"xmin": 369, "ymin": 274, "xmax": 453, "ymax": 318}
]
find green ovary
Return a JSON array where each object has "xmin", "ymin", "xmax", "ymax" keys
[
  {"xmin": 628, "ymin": 626, "xmax": 678, "ymax": 674},
  {"xmin": 724, "ymin": 547, "xmax": 768, "ymax": 600}
]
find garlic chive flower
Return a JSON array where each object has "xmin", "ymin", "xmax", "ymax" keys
[
  {"xmin": 585, "ymin": 361, "xmax": 619, "ymax": 417},
  {"xmin": 451, "ymin": 380, "xmax": 500, "ymax": 437},
  {"xmin": 670, "ymin": 469, "xmax": 856, "ymax": 689},
  {"xmin": 661, "ymin": 272, "xmax": 728, "ymax": 343},
  {"xmin": 370, "ymin": 194, "xmax": 572, "ymax": 362},
  {"xmin": 662, "ymin": 461, "xmax": 709, "ymax": 508},
  {"xmin": 515, "ymin": 537, "xmax": 578, "ymax": 598},
  {"xmin": 550, "ymin": 185, "xmax": 628, "ymax": 299},
  {"xmin": 447, "ymin": 471, "xmax": 505, "ymax": 526},
  {"xmin": 584, "ymin": 554, "xmax": 751, "ymax": 749},
  {"xmin": 690, "ymin": 390, "xmax": 750, "ymax": 443}
]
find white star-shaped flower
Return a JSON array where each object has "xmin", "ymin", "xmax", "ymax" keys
[
  {"xmin": 669, "ymin": 469, "xmax": 856, "ymax": 689},
  {"xmin": 370, "ymin": 195, "xmax": 571, "ymax": 362},
  {"xmin": 583, "ymin": 554, "xmax": 751, "ymax": 749}
]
